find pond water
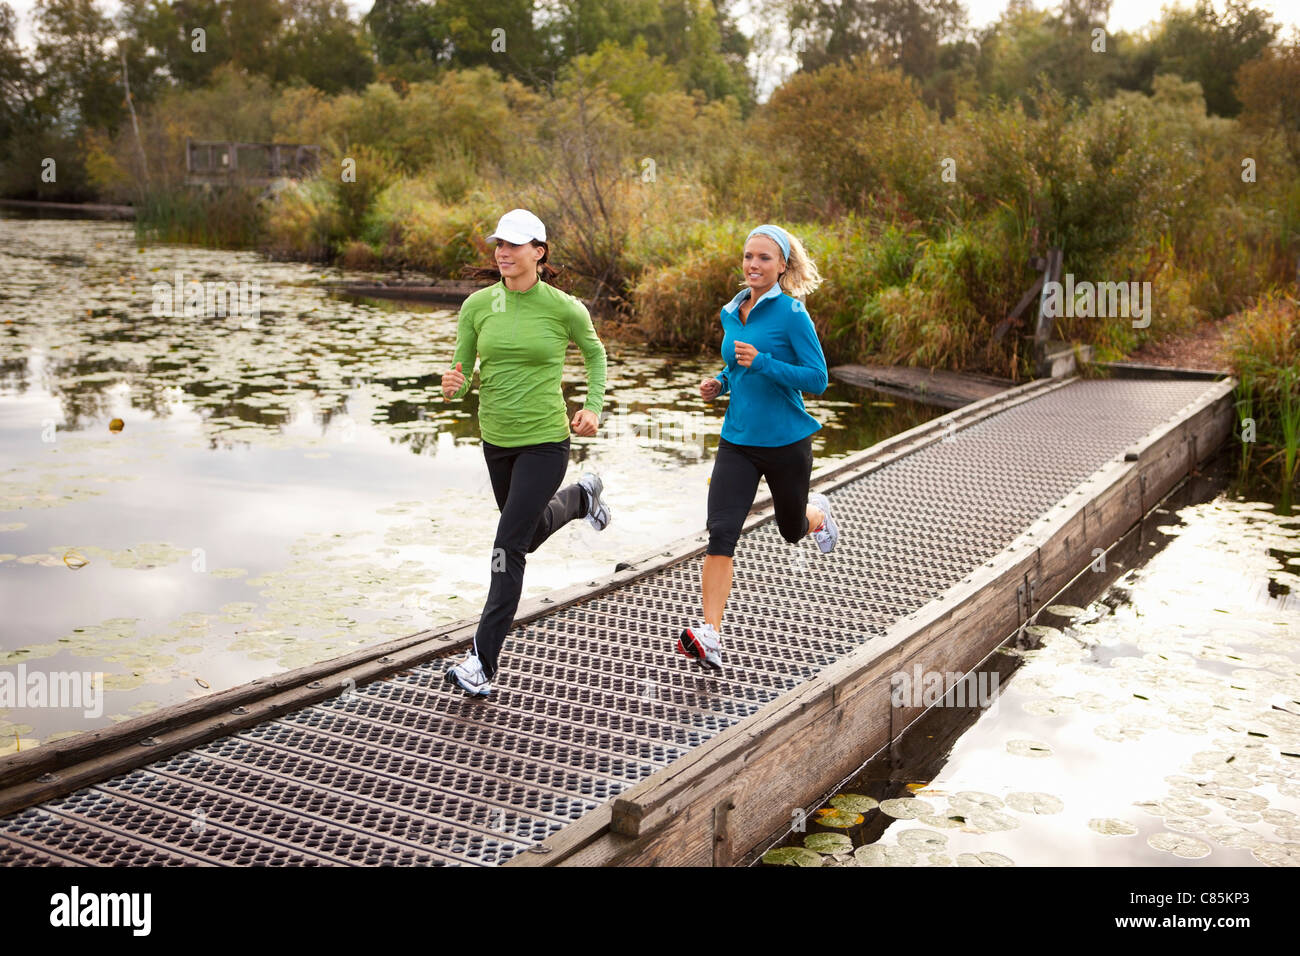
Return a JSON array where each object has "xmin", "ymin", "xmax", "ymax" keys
[
  {"xmin": 0, "ymin": 214, "xmax": 941, "ymax": 750},
  {"xmin": 761, "ymin": 454, "xmax": 1300, "ymax": 867}
]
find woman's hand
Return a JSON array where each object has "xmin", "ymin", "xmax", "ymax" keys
[
  {"xmin": 571, "ymin": 409, "xmax": 599, "ymax": 437},
  {"xmin": 699, "ymin": 377, "xmax": 722, "ymax": 401},
  {"xmin": 734, "ymin": 341, "xmax": 758, "ymax": 367},
  {"xmin": 441, "ymin": 362, "xmax": 465, "ymax": 400}
]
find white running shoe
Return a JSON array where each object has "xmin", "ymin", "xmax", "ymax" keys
[
  {"xmin": 577, "ymin": 472, "xmax": 611, "ymax": 531},
  {"xmin": 677, "ymin": 621, "xmax": 723, "ymax": 671},
  {"xmin": 808, "ymin": 492, "xmax": 839, "ymax": 554},
  {"xmin": 444, "ymin": 652, "xmax": 491, "ymax": 697}
]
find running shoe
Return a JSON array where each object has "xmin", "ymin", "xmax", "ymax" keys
[
  {"xmin": 444, "ymin": 652, "xmax": 491, "ymax": 697},
  {"xmin": 809, "ymin": 492, "xmax": 839, "ymax": 554},
  {"xmin": 577, "ymin": 472, "xmax": 612, "ymax": 531},
  {"xmin": 677, "ymin": 621, "xmax": 723, "ymax": 671}
]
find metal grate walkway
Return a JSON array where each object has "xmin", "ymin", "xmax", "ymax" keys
[{"xmin": 0, "ymin": 378, "xmax": 1219, "ymax": 865}]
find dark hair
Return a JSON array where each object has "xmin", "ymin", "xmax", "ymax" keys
[{"xmin": 462, "ymin": 240, "xmax": 564, "ymax": 285}]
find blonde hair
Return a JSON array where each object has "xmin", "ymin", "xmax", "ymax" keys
[
  {"xmin": 744, "ymin": 228, "xmax": 823, "ymax": 299},
  {"xmin": 778, "ymin": 231, "xmax": 822, "ymax": 298}
]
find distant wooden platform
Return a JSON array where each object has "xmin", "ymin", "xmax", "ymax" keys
[
  {"xmin": 328, "ymin": 279, "xmax": 600, "ymax": 312},
  {"xmin": 0, "ymin": 199, "xmax": 135, "ymax": 220},
  {"xmin": 831, "ymin": 364, "xmax": 1016, "ymax": 408},
  {"xmin": 327, "ymin": 279, "xmax": 491, "ymax": 305}
]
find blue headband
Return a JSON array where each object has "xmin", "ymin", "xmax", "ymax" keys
[{"xmin": 747, "ymin": 224, "xmax": 791, "ymax": 261}]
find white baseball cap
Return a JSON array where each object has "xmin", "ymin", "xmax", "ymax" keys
[{"xmin": 486, "ymin": 209, "xmax": 547, "ymax": 244}]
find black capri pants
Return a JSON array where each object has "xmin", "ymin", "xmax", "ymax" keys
[
  {"xmin": 706, "ymin": 435, "xmax": 813, "ymax": 557},
  {"xmin": 472, "ymin": 437, "xmax": 586, "ymax": 680}
]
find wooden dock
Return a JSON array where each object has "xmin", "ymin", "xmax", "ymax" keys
[
  {"xmin": 0, "ymin": 371, "xmax": 1236, "ymax": 866},
  {"xmin": 830, "ymin": 363, "xmax": 1016, "ymax": 408}
]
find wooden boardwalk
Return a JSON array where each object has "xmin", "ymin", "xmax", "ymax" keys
[{"xmin": 0, "ymin": 372, "xmax": 1235, "ymax": 866}]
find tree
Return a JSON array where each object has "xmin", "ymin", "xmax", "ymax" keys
[
  {"xmin": 1150, "ymin": 0, "xmax": 1277, "ymax": 116},
  {"xmin": 365, "ymin": 0, "xmax": 548, "ymax": 84},
  {"xmin": 277, "ymin": 0, "xmax": 374, "ymax": 93},
  {"xmin": 34, "ymin": 0, "xmax": 124, "ymax": 132},
  {"xmin": 1236, "ymin": 37, "xmax": 1300, "ymax": 163},
  {"xmin": 789, "ymin": 0, "xmax": 967, "ymax": 77},
  {"xmin": 0, "ymin": 2, "xmax": 36, "ymax": 148}
]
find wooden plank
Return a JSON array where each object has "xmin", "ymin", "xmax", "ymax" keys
[
  {"xmin": 1095, "ymin": 361, "xmax": 1229, "ymax": 380},
  {"xmin": 0, "ymin": 199, "xmax": 135, "ymax": 220},
  {"xmin": 0, "ymin": 621, "xmax": 484, "ymax": 817},
  {"xmin": 830, "ymin": 364, "xmax": 1014, "ymax": 407},
  {"xmin": 0, "ymin": 621, "xmax": 478, "ymax": 790}
]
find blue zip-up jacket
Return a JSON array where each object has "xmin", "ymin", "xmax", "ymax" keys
[{"xmin": 713, "ymin": 284, "xmax": 828, "ymax": 446}]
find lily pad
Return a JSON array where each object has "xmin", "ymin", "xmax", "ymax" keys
[
  {"xmin": 951, "ymin": 791, "xmax": 1004, "ymax": 812},
  {"xmin": 761, "ymin": 846, "xmax": 822, "ymax": 867},
  {"xmin": 1147, "ymin": 832, "xmax": 1211, "ymax": 859},
  {"xmin": 853, "ymin": 844, "xmax": 917, "ymax": 867},
  {"xmin": 815, "ymin": 807, "xmax": 864, "ymax": 828},
  {"xmin": 1089, "ymin": 818, "xmax": 1138, "ymax": 836},
  {"xmin": 804, "ymin": 832, "xmax": 852, "ymax": 854},
  {"xmin": 1006, "ymin": 792, "xmax": 1064, "ymax": 815},
  {"xmin": 1022, "ymin": 697, "xmax": 1076, "ymax": 717},
  {"xmin": 1023, "ymin": 624, "xmax": 1062, "ymax": 640},
  {"xmin": 968, "ymin": 809, "xmax": 1020, "ymax": 832},
  {"xmin": 897, "ymin": 828, "xmax": 948, "ymax": 850},
  {"xmin": 829, "ymin": 793, "xmax": 878, "ymax": 814},
  {"xmin": 956, "ymin": 851, "xmax": 1014, "ymax": 867},
  {"xmin": 1163, "ymin": 816, "xmax": 1207, "ymax": 834},
  {"xmin": 1006, "ymin": 739, "xmax": 1054, "ymax": 758},
  {"xmin": 1251, "ymin": 843, "xmax": 1300, "ymax": 866},
  {"xmin": 1045, "ymin": 604, "xmax": 1087, "ymax": 620},
  {"xmin": 1213, "ymin": 789, "xmax": 1268, "ymax": 812},
  {"xmin": 879, "ymin": 797, "xmax": 934, "ymax": 819},
  {"xmin": 917, "ymin": 813, "xmax": 965, "ymax": 829},
  {"xmin": 1205, "ymin": 825, "xmax": 1263, "ymax": 849},
  {"xmin": 1161, "ymin": 796, "xmax": 1211, "ymax": 817}
]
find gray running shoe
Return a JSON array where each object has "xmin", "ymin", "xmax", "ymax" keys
[
  {"xmin": 444, "ymin": 652, "xmax": 491, "ymax": 697},
  {"xmin": 808, "ymin": 492, "xmax": 839, "ymax": 554},
  {"xmin": 577, "ymin": 472, "xmax": 611, "ymax": 531}
]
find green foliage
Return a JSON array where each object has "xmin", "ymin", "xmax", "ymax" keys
[
  {"xmin": 628, "ymin": 219, "xmax": 751, "ymax": 350},
  {"xmin": 1226, "ymin": 293, "xmax": 1300, "ymax": 490},
  {"xmin": 757, "ymin": 56, "xmax": 936, "ymax": 217},
  {"xmin": 1149, "ymin": 0, "xmax": 1278, "ymax": 117}
]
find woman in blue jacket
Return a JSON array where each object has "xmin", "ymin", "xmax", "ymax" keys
[{"xmin": 678, "ymin": 224, "xmax": 840, "ymax": 671}]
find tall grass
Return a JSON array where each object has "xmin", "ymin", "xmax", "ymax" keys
[
  {"xmin": 1226, "ymin": 293, "xmax": 1300, "ymax": 495},
  {"xmin": 135, "ymin": 186, "xmax": 265, "ymax": 247}
]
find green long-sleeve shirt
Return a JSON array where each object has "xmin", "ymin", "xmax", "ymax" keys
[{"xmin": 449, "ymin": 279, "xmax": 607, "ymax": 447}]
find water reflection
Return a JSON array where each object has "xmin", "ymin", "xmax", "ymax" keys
[
  {"xmin": 761, "ymin": 451, "xmax": 1300, "ymax": 867},
  {"xmin": 0, "ymin": 214, "xmax": 942, "ymax": 749}
]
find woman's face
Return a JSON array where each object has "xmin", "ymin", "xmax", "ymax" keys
[
  {"xmin": 743, "ymin": 236, "xmax": 784, "ymax": 294},
  {"xmin": 495, "ymin": 240, "xmax": 544, "ymax": 281}
]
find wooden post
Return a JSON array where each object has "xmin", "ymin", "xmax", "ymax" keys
[
  {"xmin": 1033, "ymin": 249, "xmax": 1063, "ymax": 348},
  {"xmin": 120, "ymin": 47, "xmax": 150, "ymax": 189}
]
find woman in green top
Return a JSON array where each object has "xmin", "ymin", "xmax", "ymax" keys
[{"xmin": 440, "ymin": 209, "xmax": 611, "ymax": 698}]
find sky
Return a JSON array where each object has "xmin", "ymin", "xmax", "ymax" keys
[{"xmin": 5, "ymin": 0, "xmax": 1298, "ymax": 58}]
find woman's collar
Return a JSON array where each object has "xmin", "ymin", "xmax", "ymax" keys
[{"xmin": 722, "ymin": 283, "xmax": 782, "ymax": 315}]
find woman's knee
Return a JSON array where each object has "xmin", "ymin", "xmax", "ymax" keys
[
  {"xmin": 706, "ymin": 517, "xmax": 741, "ymax": 558},
  {"xmin": 775, "ymin": 508, "xmax": 809, "ymax": 545}
]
